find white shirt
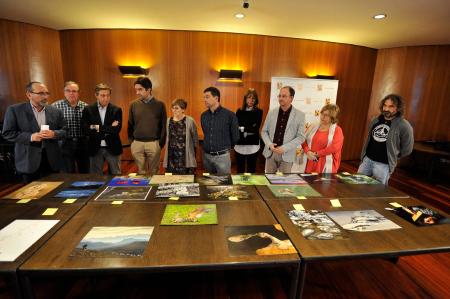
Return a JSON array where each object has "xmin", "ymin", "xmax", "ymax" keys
[{"xmin": 98, "ymin": 103, "xmax": 107, "ymax": 147}]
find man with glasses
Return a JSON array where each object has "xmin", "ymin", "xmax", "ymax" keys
[
  {"xmin": 2, "ymin": 81, "xmax": 67, "ymax": 183},
  {"xmin": 261, "ymin": 86, "xmax": 305, "ymax": 173},
  {"xmin": 52, "ymin": 81, "xmax": 89, "ymax": 173}
]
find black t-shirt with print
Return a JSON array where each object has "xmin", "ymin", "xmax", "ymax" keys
[{"xmin": 366, "ymin": 117, "xmax": 391, "ymax": 164}]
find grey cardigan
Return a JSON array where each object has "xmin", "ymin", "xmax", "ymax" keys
[
  {"xmin": 163, "ymin": 116, "xmax": 199, "ymax": 168},
  {"xmin": 361, "ymin": 115, "xmax": 414, "ymax": 173},
  {"xmin": 261, "ymin": 106, "xmax": 306, "ymax": 163}
]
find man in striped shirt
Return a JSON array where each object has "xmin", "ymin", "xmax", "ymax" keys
[{"xmin": 52, "ymin": 81, "xmax": 89, "ymax": 173}]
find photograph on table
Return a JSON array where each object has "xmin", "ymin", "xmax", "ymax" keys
[
  {"xmin": 206, "ymin": 185, "xmax": 250, "ymax": 200},
  {"xmin": 160, "ymin": 204, "xmax": 218, "ymax": 225},
  {"xmin": 155, "ymin": 183, "xmax": 200, "ymax": 198},
  {"xmin": 335, "ymin": 173, "xmax": 380, "ymax": 184},
  {"xmin": 195, "ymin": 174, "xmax": 232, "ymax": 186},
  {"xmin": 94, "ymin": 186, "xmax": 152, "ymax": 201},
  {"xmin": 268, "ymin": 185, "xmax": 322, "ymax": 198},
  {"xmin": 71, "ymin": 181, "xmax": 105, "ymax": 188},
  {"xmin": 108, "ymin": 176, "xmax": 150, "ymax": 186},
  {"xmin": 287, "ymin": 209, "xmax": 348, "ymax": 240},
  {"xmin": 225, "ymin": 224, "xmax": 297, "ymax": 256},
  {"xmin": 2, "ymin": 181, "xmax": 63, "ymax": 200},
  {"xmin": 54, "ymin": 189, "xmax": 97, "ymax": 198},
  {"xmin": 0, "ymin": 219, "xmax": 60, "ymax": 262},
  {"xmin": 265, "ymin": 173, "xmax": 307, "ymax": 185},
  {"xmin": 231, "ymin": 175, "xmax": 270, "ymax": 186},
  {"xmin": 150, "ymin": 174, "xmax": 195, "ymax": 185},
  {"xmin": 326, "ymin": 210, "xmax": 401, "ymax": 232},
  {"xmin": 390, "ymin": 205, "xmax": 450, "ymax": 226},
  {"xmin": 70, "ymin": 226, "xmax": 154, "ymax": 258}
]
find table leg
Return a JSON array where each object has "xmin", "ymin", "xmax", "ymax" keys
[
  {"xmin": 11, "ymin": 273, "xmax": 23, "ymax": 299},
  {"xmin": 289, "ymin": 265, "xmax": 300, "ymax": 299},
  {"xmin": 19, "ymin": 274, "xmax": 35, "ymax": 299},
  {"xmin": 297, "ymin": 260, "xmax": 307, "ymax": 299}
]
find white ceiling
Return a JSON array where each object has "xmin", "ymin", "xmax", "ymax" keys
[{"xmin": 1, "ymin": 0, "xmax": 449, "ymax": 49}]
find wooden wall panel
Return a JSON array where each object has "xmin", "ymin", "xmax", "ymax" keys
[
  {"xmin": 0, "ymin": 19, "xmax": 64, "ymax": 120},
  {"xmin": 368, "ymin": 45, "xmax": 450, "ymax": 141},
  {"xmin": 59, "ymin": 29, "xmax": 377, "ymax": 160}
]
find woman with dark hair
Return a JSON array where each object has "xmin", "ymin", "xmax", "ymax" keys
[
  {"xmin": 163, "ymin": 99, "xmax": 199, "ymax": 174},
  {"xmin": 300, "ymin": 104, "xmax": 344, "ymax": 173},
  {"xmin": 234, "ymin": 88, "xmax": 263, "ymax": 173}
]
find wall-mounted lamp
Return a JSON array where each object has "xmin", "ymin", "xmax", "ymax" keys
[
  {"xmin": 118, "ymin": 66, "xmax": 149, "ymax": 78},
  {"xmin": 311, "ymin": 75, "xmax": 335, "ymax": 80},
  {"xmin": 218, "ymin": 69, "xmax": 243, "ymax": 82}
]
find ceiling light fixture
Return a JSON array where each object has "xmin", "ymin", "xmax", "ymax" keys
[
  {"xmin": 373, "ymin": 14, "xmax": 387, "ymax": 20},
  {"xmin": 235, "ymin": 13, "xmax": 245, "ymax": 19}
]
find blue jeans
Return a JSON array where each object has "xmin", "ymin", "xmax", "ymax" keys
[
  {"xmin": 202, "ymin": 151, "xmax": 231, "ymax": 174},
  {"xmin": 357, "ymin": 156, "xmax": 390, "ymax": 185}
]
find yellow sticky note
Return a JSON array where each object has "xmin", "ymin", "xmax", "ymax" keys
[
  {"xmin": 311, "ymin": 172, "xmax": 318, "ymax": 175},
  {"xmin": 165, "ymin": 172, "xmax": 173, "ymax": 176},
  {"xmin": 111, "ymin": 201, "xmax": 123, "ymax": 205},
  {"xmin": 17, "ymin": 198, "xmax": 32, "ymax": 204},
  {"xmin": 42, "ymin": 208, "xmax": 58, "ymax": 216},
  {"xmin": 243, "ymin": 173, "xmax": 251, "ymax": 176},
  {"xmin": 128, "ymin": 173, "xmax": 137, "ymax": 177},
  {"xmin": 296, "ymin": 196, "xmax": 306, "ymax": 200},
  {"xmin": 168, "ymin": 196, "xmax": 179, "ymax": 201},
  {"xmin": 276, "ymin": 171, "xmax": 283, "ymax": 176},
  {"xmin": 63, "ymin": 198, "xmax": 77, "ymax": 204},
  {"xmin": 342, "ymin": 172, "xmax": 351, "ymax": 175},
  {"xmin": 228, "ymin": 196, "xmax": 239, "ymax": 201},
  {"xmin": 389, "ymin": 202, "xmax": 403, "ymax": 208},
  {"xmin": 330, "ymin": 199, "xmax": 342, "ymax": 207},
  {"xmin": 203, "ymin": 172, "xmax": 210, "ymax": 176},
  {"xmin": 293, "ymin": 204, "xmax": 305, "ymax": 211}
]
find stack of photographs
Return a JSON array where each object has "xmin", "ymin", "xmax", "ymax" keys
[
  {"xmin": 265, "ymin": 173, "xmax": 307, "ymax": 185},
  {"xmin": 160, "ymin": 204, "xmax": 218, "ymax": 225},
  {"xmin": 206, "ymin": 186, "xmax": 250, "ymax": 200},
  {"xmin": 155, "ymin": 183, "xmax": 200, "ymax": 198},
  {"xmin": 225, "ymin": 224, "xmax": 297, "ymax": 256},
  {"xmin": 287, "ymin": 210, "xmax": 348, "ymax": 240}
]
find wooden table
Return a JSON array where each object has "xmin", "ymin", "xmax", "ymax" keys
[
  {"xmin": 19, "ymin": 201, "xmax": 300, "ymax": 298},
  {"xmin": 265, "ymin": 197, "xmax": 450, "ymax": 298},
  {"xmin": 0, "ymin": 202, "xmax": 83, "ymax": 298}
]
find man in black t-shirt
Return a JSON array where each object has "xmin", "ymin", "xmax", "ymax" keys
[{"xmin": 358, "ymin": 94, "xmax": 414, "ymax": 184}]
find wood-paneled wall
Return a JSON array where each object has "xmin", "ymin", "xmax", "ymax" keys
[
  {"xmin": 0, "ymin": 19, "xmax": 64, "ymax": 119},
  {"xmin": 368, "ymin": 45, "xmax": 450, "ymax": 141},
  {"xmin": 59, "ymin": 29, "xmax": 377, "ymax": 160}
]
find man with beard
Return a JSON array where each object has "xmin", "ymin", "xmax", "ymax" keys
[
  {"xmin": 2, "ymin": 81, "xmax": 66, "ymax": 183},
  {"xmin": 128, "ymin": 77, "xmax": 167, "ymax": 175},
  {"xmin": 358, "ymin": 94, "xmax": 414, "ymax": 184}
]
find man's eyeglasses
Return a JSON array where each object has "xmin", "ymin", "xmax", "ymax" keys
[
  {"xmin": 30, "ymin": 91, "xmax": 51, "ymax": 96},
  {"xmin": 64, "ymin": 89, "xmax": 79, "ymax": 93}
]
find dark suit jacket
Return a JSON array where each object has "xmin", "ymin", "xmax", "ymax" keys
[
  {"xmin": 2, "ymin": 102, "xmax": 66, "ymax": 174},
  {"xmin": 81, "ymin": 102, "xmax": 123, "ymax": 156}
]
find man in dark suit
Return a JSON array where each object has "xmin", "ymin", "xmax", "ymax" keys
[
  {"xmin": 2, "ymin": 81, "xmax": 67, "ymax": 183},
  {"xmin": 82, "ymin": 83, "xmax": 123, "ymax": 175}
]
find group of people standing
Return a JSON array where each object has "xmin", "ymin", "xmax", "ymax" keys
[{"xmin": 2, "ymin": 77, "xmax": 414, "ymax": 185}]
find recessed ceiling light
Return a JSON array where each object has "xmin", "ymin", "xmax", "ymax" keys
[
  {"xmin": 235, "ymin": 13, "xmax": 245, "ymax": 19},
  {"xmin": 373, "ymin": 14, "xmax": 387, "ymax": 20}
]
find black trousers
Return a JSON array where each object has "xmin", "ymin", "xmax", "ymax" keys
[
  {"xmin": 61, "ymin": 138, "xmax": 90, "ymax": 173},
  {"xmin": 20, "ymin": 149, "xmax": 54, "ymax": 183},
  {"xmin": 235, "ymin": 152, "xmax": 258, "ymax": 173}
]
